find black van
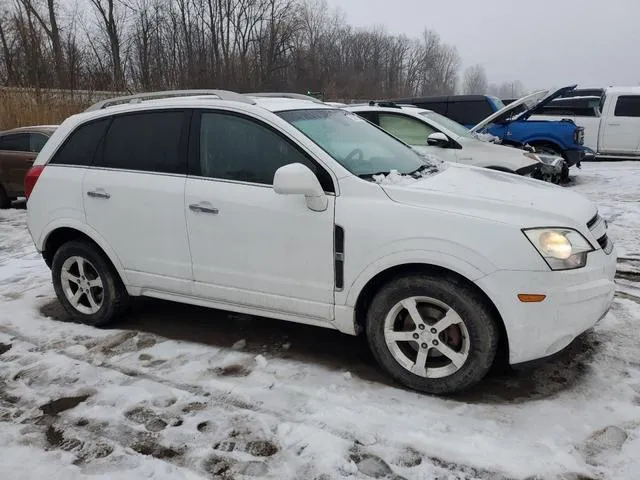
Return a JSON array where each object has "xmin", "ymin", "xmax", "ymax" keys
[{"xmin": 388, "ymin": 95, "xmax": 506, "ymax": 128}]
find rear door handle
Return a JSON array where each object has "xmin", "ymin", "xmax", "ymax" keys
[
  {"xmin": 87, "ymin": 189, "xmax": 110, "ymax": 199},
  {"xmin": 189, "ymin": 202, "xmax": 218, "ymax": 214}
]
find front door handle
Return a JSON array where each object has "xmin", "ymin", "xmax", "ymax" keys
[
  {"xmin": 607, "ymin": 123, "xmax": 621, "ymax": 127},
  {"xmin": 189, "ymin": 202, "xmax": 219, "ymax": 214},
  {"xmin": 87, "ymin": 189, "xmax": 110, "ymax": 199}
]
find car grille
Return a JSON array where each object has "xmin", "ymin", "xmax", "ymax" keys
[{"xmin": 587, "ymin": 213, "xmax": 613, "ymax": 254}]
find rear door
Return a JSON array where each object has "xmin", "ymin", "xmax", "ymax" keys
[
  {"xmin": 83, "ymin": 109, "xmax": 193, "ymax": 295},
  {"xmin": 0, "ymin": 133, "xmax": 32, "ymax": 196},
  {"xmin": 599, "ymin": 95, "xmax": 640, "ymax": 154}
]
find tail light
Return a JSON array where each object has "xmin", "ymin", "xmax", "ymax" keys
[{"xmin": 24, "ymin": 165, "xmax": 45, "ymax": 199}]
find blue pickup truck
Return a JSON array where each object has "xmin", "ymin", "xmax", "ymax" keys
[{"xmin": 392, "ymin": 86, "xmax": 586, "ymax": 180}]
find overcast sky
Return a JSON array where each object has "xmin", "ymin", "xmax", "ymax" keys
[{"xmin": 324, "ymin": 0, "xmax": 640, "ymax": 91}]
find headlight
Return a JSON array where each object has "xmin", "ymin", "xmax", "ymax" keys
[{"xmin": 523, "ymin": 228, "xmax": 594, "ymax": 270}]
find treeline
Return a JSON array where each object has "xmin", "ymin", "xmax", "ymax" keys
[{"xmin": 0, "ymin": 0, "xmax": 470, "ymax": 99}]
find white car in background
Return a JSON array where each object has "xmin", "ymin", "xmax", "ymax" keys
[
  {"xmin": 346, "ymin": 102, "xmax": 564, "ymax": 183},
  {"xmin": 25, "ymin": 90, "xmax": 615, "ymax": 395}
]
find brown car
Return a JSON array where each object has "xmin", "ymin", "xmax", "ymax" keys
[{"xmin": 0, "ymin": 125, "xmax": 57, "ymax": 208}]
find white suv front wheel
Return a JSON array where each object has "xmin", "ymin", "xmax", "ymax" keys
[
  {"xmin": 366, "ymin": 274, "xmax": 499, "ymax": 394},
  {"xmin": 52, "ymin": 241, "xmax": 129, "ymax": 326}
]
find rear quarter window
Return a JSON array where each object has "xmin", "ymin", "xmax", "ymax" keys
[{"xmin": 50, "ymin": 119, "xmax": 110, "ymax": 166}]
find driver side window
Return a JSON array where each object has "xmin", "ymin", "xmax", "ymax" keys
[
  {"xmin": 378, "ymin": 113, "xmax": 436, "ymax": 146},
  {"xmin": 198, "ymin": 112, "xmax": 334, "ymax": 192}
]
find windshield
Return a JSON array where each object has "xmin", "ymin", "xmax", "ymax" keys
[
  {"xmin": 489, "ymin": 96, "xmax": 505, "ymax": 110},
  {"xmin": 419, "ymin": 111, "xmax": 473, "ymax": 139},
  {"xmin": 277, "ymin": 109, "xmax": 441, "ymax": 179}
]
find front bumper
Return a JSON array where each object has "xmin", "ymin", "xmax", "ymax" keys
[{"xmin": 476, "ymin": 247, "xmax": 617, "ymax": 365}]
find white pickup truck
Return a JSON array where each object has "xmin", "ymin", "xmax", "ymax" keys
[{"xmin": 531, "ymin": 87, "xmax": 640, "ymax": 160}]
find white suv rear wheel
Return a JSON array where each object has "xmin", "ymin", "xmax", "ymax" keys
[{"xmin": 52, "ymin": 240, "xmax": 129, "ymax": 326}]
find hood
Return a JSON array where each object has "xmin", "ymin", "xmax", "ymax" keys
[
  {"xmin": 413, "ymin": 141, "xmax": 539, "ymax": 171},
  {"xmin": 470, "ymin": 85, "xmax": 577, "ymax": 133},
  {"xmin": 380, "ymin": 163, "xmax": 596, "ymax": 228}
]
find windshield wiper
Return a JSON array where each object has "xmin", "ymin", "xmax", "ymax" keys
[{"xmin": 407, "ymin": 164, "xmax": 438, "ymax": 178}]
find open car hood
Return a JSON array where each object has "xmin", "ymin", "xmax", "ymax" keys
[{"xmin": 470, "ymin": 85, "xmax": 577, "ymax": 133}]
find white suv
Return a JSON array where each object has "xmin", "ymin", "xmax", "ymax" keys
[{"xmin": 25, "ymin": 90, "xmax": 616, "ymax": 394}]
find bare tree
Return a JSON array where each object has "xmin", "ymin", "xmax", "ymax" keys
[
  {"xmin": 17, "ymin": 0, "xmax": 65, "ymax": 87},
  {"xmin": 88, "ymin": 0, "xmax": 125, "ymax": 90},
  {"xmin": 462, "ymin": 64, "xmax": 488, "ymax": 95},
  {"xmin": 0, "ymin": 0, "xmax": 479, "ymax": 101},
  {"xmin": 488, "ymin": 80, "xmax": 526, "ymax": 99}
]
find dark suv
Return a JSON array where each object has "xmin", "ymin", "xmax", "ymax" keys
[{"xmin": 0, "ymin": 125, "xmax": 56, "ymax": 208}]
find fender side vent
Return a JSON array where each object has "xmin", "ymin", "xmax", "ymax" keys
[{"xmin": 335, "ymin": 225, "xmax": 345, "ymax": 290}]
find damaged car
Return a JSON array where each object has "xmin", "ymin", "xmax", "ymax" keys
[{"xmin": 346, "ymin": 102, "xmax": 564, "ymax": 183}]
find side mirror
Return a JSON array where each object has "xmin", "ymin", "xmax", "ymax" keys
[
  {"xmin": 427, "ymin": 132, "xmax": 449, "ymax": 148},
  {"xmin": 273, "ymin": 163, "xmax": 328, "ymax": 212}
]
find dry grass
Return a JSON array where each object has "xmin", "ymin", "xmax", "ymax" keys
[{"xmin": 0, "ymin": 88, "xmax": 105, "ymax": 130}]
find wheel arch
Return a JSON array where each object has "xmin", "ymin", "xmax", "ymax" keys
[
  {"xmin": 41, "ymin": 224, "xmax": 130, "ymax": 288},
  {"xmin": 352, "ymin": 262, "xmax": 510, "ymax": 369},
  {"xmin": 527, "ymin": 139, "xmax": 565, "ymax": 155}
]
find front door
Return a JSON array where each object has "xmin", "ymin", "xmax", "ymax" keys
[
  {"xmin": 600, "ymin": 95, "xmax": 640, "ymax": 154},
  {"xmin": 185, "ymin": 110, "xmax": 336, "ymax": 322},
  {"xmin": 83, "ymin": 110, "xmax": 193, "ymax": 295}
]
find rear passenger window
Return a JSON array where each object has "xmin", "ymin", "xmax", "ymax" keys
[
  {"xmin": 50, "ymin": 119, "xmax": 109, "ymax": 166},
  {"xmin": 197, "ymin": 111, "xmax": 333, "ymax": 191},
  {"xmin": 28, "ymin": 133, "xmax": 49, "ymax": 152},
  {"xmin": 0, "ymin": 133, "xmax": 28, "ymax": 151},
  {"xmin": 98, "ymin": 111, "xmax": 186, "ymax": 174},
  {"xmin": 614, "ymin": 96, "xmax": 640, "ymax": 117}
]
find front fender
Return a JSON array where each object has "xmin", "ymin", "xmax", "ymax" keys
[
  {"xmin": 344, "ymin": 241, "xmax": 496, "ymax": 308},
  {"xmin": 39, "ymin": 218, "xmax": 130, "ymax": 285}
]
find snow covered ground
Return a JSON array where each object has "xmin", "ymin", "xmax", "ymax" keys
[{"xmin": 1, "ymin": 162, "xmax": 640, "ymax": 480}]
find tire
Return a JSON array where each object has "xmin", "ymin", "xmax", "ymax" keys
[
  {"xmin": 560, "ymin": 163, "xmax": 570, "ymax": 184},
  {"xmin": 52, "ymin": 240, "xmax": 130, "ymax": 326},
  {"xmin": 0, "ymin": 185, "xmax": 10, "ymax": 209},
  {"xmin": 366, "ymin": 274, "xmax": 499, "ymax": 395}
]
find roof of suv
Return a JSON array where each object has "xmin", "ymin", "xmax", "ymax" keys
[
  {"xmin": 60, "ymin": 94, "xmax": 336, "ymax": 133},
  {"xmin": 346, "ymin": 103, "xmax": 432, "ymax": 115},
  {"xmin": 83, "ymin": 90, "xmax": 332, "ymax": 115}
]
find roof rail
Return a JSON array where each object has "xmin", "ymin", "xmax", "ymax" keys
[
  {"xmin": 369, "ymin": 100, "xmax": 402, "ymax": 109},
  {"xmin": 84, "ymin": 89, "xmax": 255, "ymax": 111},
  {"xmin": 245, "ymin": 92, "xmax": 324, "ymax": 104}
]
